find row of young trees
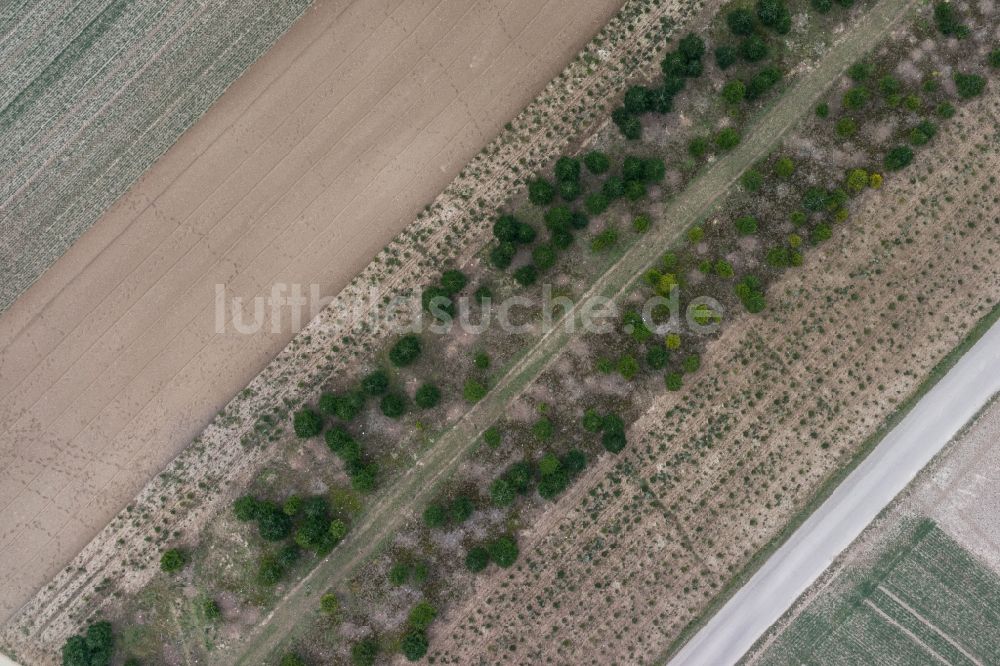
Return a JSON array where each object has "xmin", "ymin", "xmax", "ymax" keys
[
  {"xmin": 613, "ymin": 0, "xmax": 807, "ymax": 141},
  {"xmin": 487, "ymin": 150, "xmax": 666, "ymax": 290}
]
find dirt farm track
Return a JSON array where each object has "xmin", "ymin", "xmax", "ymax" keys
[{"xmin": 0, "ymin": 0, "xmax": 625, "ymax": 624}]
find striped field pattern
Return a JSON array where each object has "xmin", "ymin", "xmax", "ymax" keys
[
  {"xmin": 0, "ymin": 0, "xmax": 310, "ymax": 311},
  {"xmin": 754, "ymin": 520, "xmax": 1000, "ymax": 665}
]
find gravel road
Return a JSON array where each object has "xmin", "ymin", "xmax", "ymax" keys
[{"xmin": 669, "ymin": 316, "xmax": 1000, "ymax": 666}]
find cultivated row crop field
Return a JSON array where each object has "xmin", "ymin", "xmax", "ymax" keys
[
  {"xmin": 750, "ymin": 520, "xmax": 1000, "ymax": 665},
  {"xmin": 0, "ymin": 0, "xmax": 310, "ymax": 311}
]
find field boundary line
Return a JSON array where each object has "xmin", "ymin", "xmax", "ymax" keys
[
  {"xmin": 862, "ymin": 599, "xmax": 951, "ymax": 666},
  {"xmin": 877, "ymin": 586, "xmax": 984, "ymax": 666}
]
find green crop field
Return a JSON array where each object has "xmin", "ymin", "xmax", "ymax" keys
[
  {"xmin": 0, "ymin": 0, "xmax": 310, "ymax": 311},
  {"xmin": 754, "ymin": 520, "xmax": 1000, "ymax": 665}
]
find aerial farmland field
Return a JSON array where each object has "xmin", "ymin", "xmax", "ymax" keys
[
  {"xmin": 0, "ymin": 0, "xmax": 634, "ymax": 640},
  {"xmin": 0, "ymin": 0, "xmax": 311, "ymax": 311},
  {"xmin": 2, "ymin": 0, "xmax": 1000, "ymax": 662}
]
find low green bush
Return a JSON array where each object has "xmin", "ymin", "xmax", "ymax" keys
[
  {"xmin": 389, "ymin": 335, "xmax": 422, "ymax": 367},
  {"xmin": 292, "ymin": 408, "xmax": 323, "ymax": 438},
  {"xmin": 160, "ymin": 548, "xmax": 186, "ymax": 573}
]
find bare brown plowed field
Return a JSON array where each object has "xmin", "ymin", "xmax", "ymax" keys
[{"xmin": 0, "ymin": 0, "xmax": 627, "ymax": 625}]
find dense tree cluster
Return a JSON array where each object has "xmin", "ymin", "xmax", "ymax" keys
[
  {"xmin": 485, "ymin": 440, "xmax": 591, "ymax": 511},
  {"xmin": 537, "ymin": 449, "xmax": 587, "ymax": 499},
  {"xmin": 232, "ymin": 492, "xmax": 351, "ymax": 585},
  {"xmin": 953, "ymin": 72, "xmax": 986, "ymax": 99},
  {"xmin": 613, "ymin": 33, "xmax": 705, "ymax": 139},
  {"xmin": 717, "ymin": 0, "xmax": 790, "ymax": 106},
  {"xmin": 465, "ymin": 534, "xmax": 520, "ymax": 573},
  {"xmin": 490, "ymin": 214, "xmax": 536, "ymax": 269},
  {"xmin": 463, "ymin": 377, "xmax": 488, "ymax": 403},
  {"xmin": 324, "ymin": 425, "xmax": 378, "ymax": 493},
  {"xmin": 584, "ymin": 150, "xmax": 610, "ymax": 174},
  {"xmin": 202, "ymin": 598, "xmax": 222, "ymax": 622},
  {"xmin": 292, "ymin": 408, "xmax": 323, "ymax": 439},
  {"xmin": 490, "ymin": 460, "xmax": 533, "ymax": 506},
  {"xmin": 582, "ymin": 409, "xmax": 629, "ymax": 453},
  {"xmin": 715, "ymin": 127, "xmax": 742, "ymax": 150},
  {"xmin": 735, "ymin": 275, "xmax": 766, "ymax": 313},
  {"xmin": 320, "ymin": 592, "xmax": 341, "ymax": 617},
  {"xmin": 883, "ymin": 145, "xmax": 914, "ymax": 171},
  {"xmin": 257, "ymin": 545, "xmax": 299, "ymax": 586},
  {"xmin": 421, "ymin": 268, "xmax": 468, "ymax": 321},
  {"xmin": 387, "ymin": 559, "xmax": 429, "ymax": 586},
  {"xmin": 492, "ymin": 152, "xmax": 665, "ymax": 282},
  {"xmin": 361, "ymin": 369, "xmax": 389, "ymax": 396},
  {"xmin": 351, "ymin": 636, "xmax": 379, "ymax": 666},
  {"xmin": 389, "ymin": 334, "xmax": 422, "ymax": 367},
  {"xmin": 423, "ymin": 493, "xmax": 476, "ymax": 528},
  {"xmin": 735, "ymin": 215, "xmax": 759, "ymax": 235},
  {"xmin": 319, "ymin": 390, "xmax": 365, "ymax": 422},
  {"xmin": 398, "ymin": 601, "xmax": 437, "ymax": 661},
  {"xmin": 756, "ymin": 0, "xmax": 792, "ymax": 34},
  {"xmin": 933, "ymin": 1, "xmax": 969, "ymax": 37},
  {"xmin": 414, "ymin": 383, "xmax": 441, "ymax": 409},
  {"xmin": 61, "ymin": 621, "xmax": 114, "ymax": 666},
  {"xmin": 379, "ymin": 392, "xmax": 406, "ymax": 418},
  {"xmin": 746, "ymin": 66, "xmax": 783, "ymax": 100},
  {"xmin": 726, "ymin": 8, "xmax": 755, "ymax": 36}
]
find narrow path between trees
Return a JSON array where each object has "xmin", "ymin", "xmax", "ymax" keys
[{"xmin": 233, "ymin": 0, "xmax": 916, "ymax": 660}]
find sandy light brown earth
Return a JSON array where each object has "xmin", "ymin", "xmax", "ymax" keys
[
  {"xmin": 426, "ymin": 88, "xmax": 1000, "ymax": 664},
  {"xmin": 0, "ymin": 0, "xmax": 628, "ymax": 627}
]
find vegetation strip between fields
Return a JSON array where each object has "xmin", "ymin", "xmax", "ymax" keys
[{"xmin": 234, "ymin": 0, "xmax": 917, "ymax": 660}]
